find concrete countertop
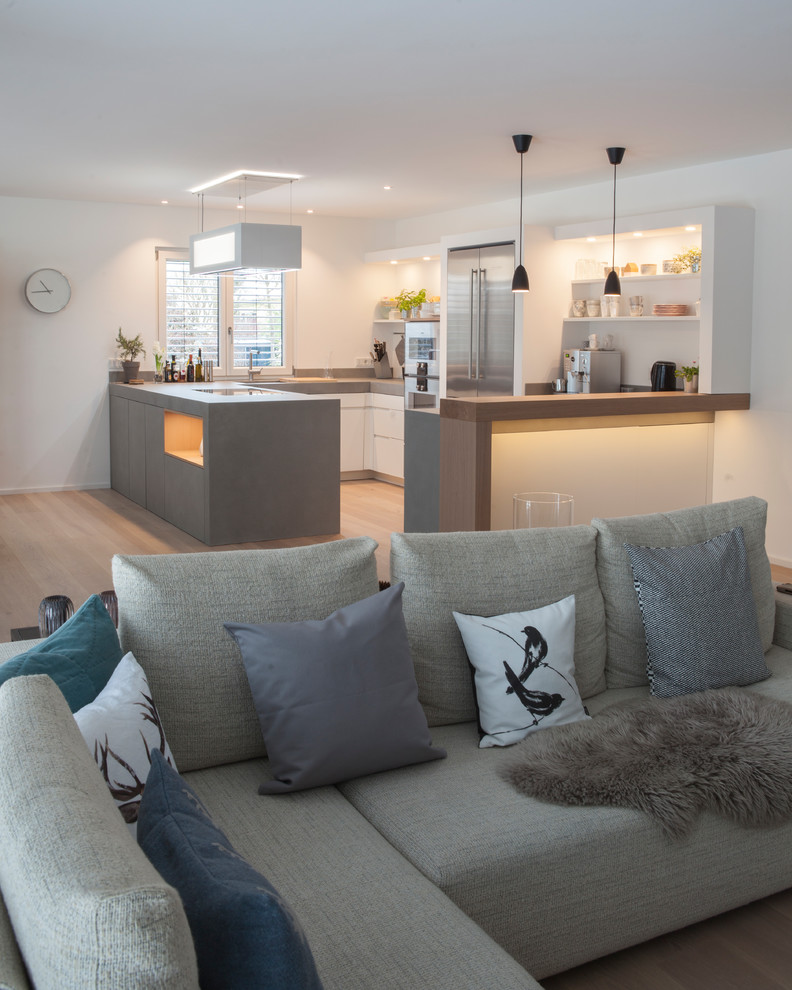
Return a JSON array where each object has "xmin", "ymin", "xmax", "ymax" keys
[{"xmin": 110, "ymin": 378, "xmax": 404, "ymax": 402}]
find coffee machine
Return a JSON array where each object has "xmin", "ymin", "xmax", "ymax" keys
[{"xmin": 565, "ymin": 349, "xmax": 621, "ymax": 394}]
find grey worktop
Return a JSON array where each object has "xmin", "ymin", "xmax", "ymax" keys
[{"xmin": 109, "ymin": 378, "xmax": 404, "ymax": 404}]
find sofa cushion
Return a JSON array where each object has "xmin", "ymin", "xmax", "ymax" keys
[
  {"xmin": 0, "ymin": 675, "xmax": 198, "ymax": 989},
  {"xmin": 453, "ymin": 595, "xmax": 588, "ymax": 747},
  {"xmin": 112, "ymin": 538, "xmax": 380, "ymax": 772},
  {"xmin": 391, "ymin": 527, "xmax": 607, "ymax": 725},
  {"xmin": 225, "ymin": 582, "xmax": 445, "ymax": 792},
  {"xmin": 625, "ymin": 527, "xmax": 770, "ymax": 697},
  {"xmin": 138, "ymin": 751, "xmax": 323, "ymax": 990},
  {"xmin": 182, "ymin": 760, "xmax": 542, "ymax": 990},
  {"xmin": 592, "ymin": 496, "xmax": 775, "ymax": 689},
  {"xmin": 74, "ymin": 652, "xmax": 177, "ymax": 831},
  {"xmin": 338, "ymin": 661, "xmax": 792, "ymax": 983},
  {"xmin": 0, "ymin": 594, "xmax": 121, "ymax": 712},
  {"xmin": 0, "ymin": 888, "xmax": 30, "ymax": 990}
]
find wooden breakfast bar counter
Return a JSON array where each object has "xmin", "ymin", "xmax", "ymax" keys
[{"xmin": 405, "ymin": 391, "xmax": 751, "ymax": 533}]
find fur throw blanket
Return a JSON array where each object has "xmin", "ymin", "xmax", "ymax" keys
[{"xmin": 502, "ymin": 689, "xmax": 792, "ymax": 839}]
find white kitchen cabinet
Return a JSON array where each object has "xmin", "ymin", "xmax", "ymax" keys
[
  {"xmin": 337, "ymin": 393, "xmax": 367, "ymax": 473},
  {"xmin": 365, "ymin": 391, "xmax": 404, "ymax": 482}
]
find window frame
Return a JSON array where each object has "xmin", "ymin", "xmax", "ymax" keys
[{"xmin": 156, "ymin": 247, "xmax": 295, "ymax": 379}]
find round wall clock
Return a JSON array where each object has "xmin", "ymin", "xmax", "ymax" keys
[{"xmin": 25, "ymin": 268, "xmax": 72, "ymax": 313}]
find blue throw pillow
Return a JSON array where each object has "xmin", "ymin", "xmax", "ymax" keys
[
  {"xmin": 138, "ymin": 750, "xmax": 324, "ymax": 990},
  {"xmin": 0, "ymin": 595, "xmax": 122, "ymax": 712}
]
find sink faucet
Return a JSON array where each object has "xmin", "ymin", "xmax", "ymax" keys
[{"xmin": 248, "ymin": 352, "xmax": 261, "ymax": 382}]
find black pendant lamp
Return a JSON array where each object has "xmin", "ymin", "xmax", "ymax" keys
[
  {"xmin": 603, "ymin": 147, "xmax": 626, "ymax": 297},
  {"xmin": 511, "ymin": 134, "xmax": 533, "ymax": 292}
]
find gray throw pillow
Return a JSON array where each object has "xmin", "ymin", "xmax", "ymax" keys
[
  {"xmin": 624, "ymin": 526, "xmax": 770, "ymax": 698},
  {"xmin": 225, "ymin": 583, "xmax": 446, "ymax": 793}
]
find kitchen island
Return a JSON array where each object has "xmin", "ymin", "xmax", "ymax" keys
[
  {"xmin": 405, "ymin": 390, "xmax": 750, "ymax": 532},
  {"xmin": 109, "ymin": 382, "xmax": 341, "ymax": 545}
]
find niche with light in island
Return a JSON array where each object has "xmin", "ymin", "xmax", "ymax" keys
[{"xmin": 164, "ymin": 411, "xmax": 204, "ymax": 467}]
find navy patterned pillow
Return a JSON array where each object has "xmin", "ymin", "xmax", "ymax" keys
[
  {"xmin": 138, "ymin": 750, "xmax": 323, "ymax": 990},
  {"xmin": 625, "ymin": 526, "xmax": 770, "ymax": 698}
]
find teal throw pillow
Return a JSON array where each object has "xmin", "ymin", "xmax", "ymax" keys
[
  {"xmin": 0, "ymin": 595, "xmax": 122, "ymax": 712},
  {"xmin": 138, "ymin": 750, "xmax": 324, "ymax": 990}
]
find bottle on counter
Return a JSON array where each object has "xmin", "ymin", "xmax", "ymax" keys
[
  {"xmin": 196, "ymin": 348, "xmax": 203, "ymax": 383},
  {"xmin": 170, "ymin": 355, "xmax": 177, "ymax": 382},
  {"xmin": 186, "ymin": 354, "xmax": 195, "ymax": 383}
]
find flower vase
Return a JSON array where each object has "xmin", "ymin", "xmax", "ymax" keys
[{"xmin": 683, "ymin": 377, "xmax": 698, "ymax": 394}]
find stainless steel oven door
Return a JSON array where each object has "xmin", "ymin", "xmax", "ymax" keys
[{"xmin": 403, "ymin": 320, "xmax": 439, "ymax": 378}]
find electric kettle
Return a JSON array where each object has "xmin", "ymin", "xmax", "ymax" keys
[{"xmin": 650, "ymin": 361, "xmax": 677, "ymax": 391}]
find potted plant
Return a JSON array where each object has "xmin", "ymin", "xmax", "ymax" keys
[
  {"xmin": 675, "ymin": 362, "xmax": 699, "ymax": 393},
  {"xmin": 394, "ymin": 289, "xmax": 427, "ymax": 319},
  {"xmin": 670, "ymin": 247, "xmax": 702, "ymax": 274},
  {"xmin": 115, "ymin": 328, "xmax": 146, "ymax": 383}
]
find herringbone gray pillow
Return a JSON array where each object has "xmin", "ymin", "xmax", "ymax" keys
[{"xmin": 625, "ymin": 526, "xmax": 770, "ymax": 697}]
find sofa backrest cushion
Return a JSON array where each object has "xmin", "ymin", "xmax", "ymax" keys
[
  {"xmin": 112, "ymin": 538, "xmax": 380, "ymax": 772},
  {"xmin": 0, "ymin": 675, "xmax": 198, "ymax": 990},
  {"xmin": 592, "ymin": 496, "xmax": 775, "ymax": 689},
  {"xmin": 390, "ymin": 527, "xmax": 607, "ymax": 726}
]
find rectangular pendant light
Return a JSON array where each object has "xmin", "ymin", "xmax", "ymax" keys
[{"xmin": 189, "ymin": 222, "xmax": 302, "ymax": 275}]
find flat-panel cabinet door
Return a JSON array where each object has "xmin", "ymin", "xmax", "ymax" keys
[
  {"xmin": 109, "ymin": 395, "xmax": 130, "ymax": 498},
  {"xmin": 128, "ymin": 401, "xmax": 147, "ymax": 507}
]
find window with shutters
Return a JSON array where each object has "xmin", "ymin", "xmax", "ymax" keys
[{"xmin": 156, "ymin": 249, "xmax": 292, "ymax": 376}]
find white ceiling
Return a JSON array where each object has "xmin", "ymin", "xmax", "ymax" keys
[{"xmin": 2, "ymin": 0, "xmax": 791, "ymax": 220}]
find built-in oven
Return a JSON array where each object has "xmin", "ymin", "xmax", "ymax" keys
[{"xmin": 403, "ymin": 320, "xmax": 440, "ymax": 409}]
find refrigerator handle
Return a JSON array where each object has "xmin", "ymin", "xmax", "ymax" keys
[
  {"xmin": 477, "ymin": 268, "xmax": 486, "ymax": 380},
  {"xmin": 468, "ymin": 268, "xmax": 477, "ymax": 379}
]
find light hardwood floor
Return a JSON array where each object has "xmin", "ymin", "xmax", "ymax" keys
[
  {"xmin": 2, "ymin": 483, "xmax": 792, "ymax": 988},
  {"xmin": 0, "ymin": 480, "xmax": 403, "ymax": 638}
]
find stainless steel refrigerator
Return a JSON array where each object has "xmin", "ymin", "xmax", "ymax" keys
[{"xmin": 446, "ymin": 242, "xmax": 516, "ymax": 398}]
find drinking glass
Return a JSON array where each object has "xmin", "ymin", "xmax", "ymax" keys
[
  {"xmin": 513, "ymin": 493, "xmax": 574, "ymax": 529},
  {"xmin": 38, "ymin": 595, "xmax": 75, "ymax": 637}
]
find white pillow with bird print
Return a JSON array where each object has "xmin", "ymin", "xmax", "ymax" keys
[
  {"xmin": 74, "ymin": 651, "xmax": 176, "ymax": 834},
  {"xmin": 453, "ymin": 595, "xmax": 589, "ymax": 748}
]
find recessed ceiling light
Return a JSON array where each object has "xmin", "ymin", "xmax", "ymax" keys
[
  {"xmin": 423, "ymin": 256, "xmax": 431, "ymax": 261},
  {"xmin": 161, "ymin": 200, "xmax": 169, "ymax": 205},
  {"xmin": 306, "ymin": 209, "xmax": 314, "ymax": 214},
  {"xmin": 586, "ymin": 237, "xmax": 597, "ymax": 243},
  {"xmin": 189, "ymin": 169, "xmax": 303, "ymax": 194},
  {"xmin": 390, "ymin": 260, "xmax": 398, "ymax": 265},
  {"xmin": 633, "ymin": 231, "xmax": 643, "ymax": 237},
  {"xmin": 383, "ymin": 186, "xmax": 392, "ymax": 191},
  {"xmin": 685, "ymin": 225, "xmax": 697, "ymax": 232}
]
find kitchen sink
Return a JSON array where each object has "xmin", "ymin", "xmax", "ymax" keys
[{"xmin": 195, "ymin": 387, "xmax": 286, "ymax": 396}]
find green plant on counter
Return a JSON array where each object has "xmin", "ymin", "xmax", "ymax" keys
[
  {"xmin": 674, "ymin": 362, "xmax": 699, "ymax": 382},
  {"xmin": 670, "ymin": 247, "xmax": 702, "ymax": 274},
  {"xmin": 115, "ymin": 328, "xmax": 146, "ymax": 361},
  {"xmin": 394, "ymin": 288, "xmax": 427, "ymax": 314}
]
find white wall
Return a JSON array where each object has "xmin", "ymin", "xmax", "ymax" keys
[
  {"xmin": 0, "ymin": 197, "xmax": 386, "ymax": 493},
  {"xmin": 372, "ymin": 148, "xmax": 792, "ymax": 566}
]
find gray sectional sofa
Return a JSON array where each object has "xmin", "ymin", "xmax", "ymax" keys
[{"xmin": 1, "ymin": 495, "xmax": 791, "ymax": 989}]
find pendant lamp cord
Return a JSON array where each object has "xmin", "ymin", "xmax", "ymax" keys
[
  {"xmin": 611, "ymin": 161, "xmax": 617, "ymax": 272},
  {"xmin": 518, "ymin": 151, "xmax": 524, "ymax": 264}
]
